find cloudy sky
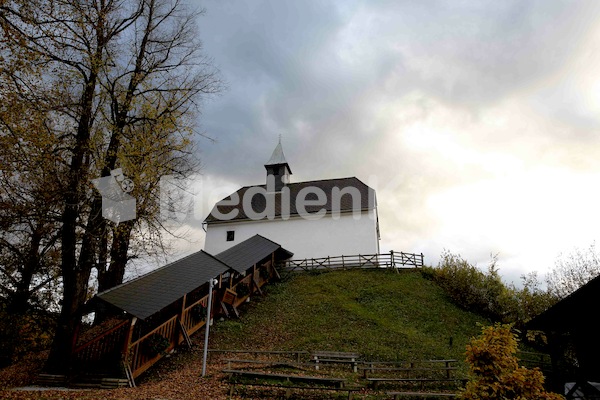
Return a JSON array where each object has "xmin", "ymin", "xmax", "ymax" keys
[{"xmin": 161, "ymin": 0, "xmax": 600, "ymax": 285}]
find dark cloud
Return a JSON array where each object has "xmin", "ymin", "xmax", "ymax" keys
[
  {"xmin": 363, "ymin": 1, "xmax": 600, "ymax": 105},
  {"xmin": 198, "ymin": 0, "xmax": 600, "ymax": 179},
  {"xmin": 183, "ymin": 0, "xmax": 600, "ymax": 279}
]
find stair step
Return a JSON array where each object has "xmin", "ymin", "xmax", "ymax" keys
[
  {"xmin": 71, "ymin": 377, "xmax": 130, "ymax": 389},
  {"xmin": 37, "ymin": 373, "xmax": 67, "ymax": 386}
]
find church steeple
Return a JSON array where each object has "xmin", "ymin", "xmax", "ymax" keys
[{"xmin": 264, "ymin": 138, "xmax": 292, "ymax": 192}]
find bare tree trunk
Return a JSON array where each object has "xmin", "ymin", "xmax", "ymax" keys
[
  {"xmin": 95, "ymin": 221, "xmax": 134, "ymax": 324},
  {"xmin": 1, "ymin": 0, "xmax": 221, "ymax": 373},
  {"xmin": 47, "ymin": 23, "xmax": 106, "ymax": 371},
  {"xmin": 6, "ymin": 231, "xmax": 42, "ymax": 315}
]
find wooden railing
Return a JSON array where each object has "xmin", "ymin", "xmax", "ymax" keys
[
  {"xmin": 231, "ymin": 274, "xmax": 254, "ymax": 308},
  {"xmin": 126, "ymin": 289, "xmax": 217, "ymax": 379},
  {"xmin": 72, "ymin": 319, "xmax": 129, "ymax": 369},
  {"xmin": 80, "ymin": 265, "xmax": 277, "ymax": 380},
  {"xmin": 278, "ymin": 250, "xmax": 424, "ymax": 272},
  {"xmin": 128, "ymin": 315, "xmax": 179, "ymax": 378},
  {"xmin": 181, "ymin": 294, "xmax": 209, "ymax": 337}
]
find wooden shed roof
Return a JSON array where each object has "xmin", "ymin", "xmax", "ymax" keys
[
  {"xmin": 527, "ymin": 274, "xmax": 600, "ymax": 331},
  {"xmin": 215, "ymin": 234, "xmax": 293, "ymax": 274},
  {"xmin": 96, "ymin": 250, "xmax": 230, "ymax": 320},
  {"xmin": 94, "ymin": 236, "xmax": 293, "ymax": 320}
]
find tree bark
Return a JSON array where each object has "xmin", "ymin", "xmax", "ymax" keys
[
  {"xmin": 46, "ymin": 9, "xmax": 108, "ymax": 371},
  {"xmin": 95, "ymin": 221, "xmax": 134, "ymax": 324}
]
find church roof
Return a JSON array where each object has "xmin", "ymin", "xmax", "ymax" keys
[{"xmin": 204, "ymin": 177, "xmax": 376, "ymax": 224}]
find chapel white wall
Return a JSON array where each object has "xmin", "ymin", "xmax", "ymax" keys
[{"xmin": 204, "ymin": 209, "xmax": 379, "ymax": 259}]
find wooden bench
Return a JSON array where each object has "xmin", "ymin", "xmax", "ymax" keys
[
  {"xmin": 387, "ymin": 391, "xmax": 457, "ymax": 399},
  {"xmin": 310, "ymin": 350, "xmax": 360, "ymax": 372},
  {"xmin": 367, "ymin": 377, "xmax": 461, "ymax": 389},
  {"xmin": 209, "ymin": 349, "xmax": 309, "ymax": 363},
  {"xmin": 223, "ymin": 369, "xmax": 356, "ymax": 399},
  {"xmin": 362, "ymin": 365, "xmax": 458, "ymax": 379},
  {"xmin": 362, "ymin": 359, "xmax": 465, "ymax": 394},
  {"xmin": 361, "ymin": 359, "xmax": 457, "ymax": 378},
  {"xmin": 223, "ymin": 358, "xmax": 308, "ymax": 370}
]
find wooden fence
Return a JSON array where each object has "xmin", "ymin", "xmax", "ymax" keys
[
  {"xmin": 278, "ymin": 250, "xmax": 424, "ymax": 273},
  {"xmin": 125, "ymin": 265, "xmax": 274, "ymax": 380},
  {"xmin": 72, "ymin": 319, "xmax": 130, "ymax": 370},
  {"xmin": 128, "ymin": 315, "xmax": 179, "ymax": 378},
  {"xmin": 180, "ymin": 294, "xmax": 210, "ymax": 337},
  {"xmin": 127, "ymin": 289, "xmax": 217, "ymax": 379},
  {"xmin": 517, "ymin": 351, "xmax": 553, "ymax": 374}
]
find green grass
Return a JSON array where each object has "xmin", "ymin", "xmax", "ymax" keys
[{"xmin": 211, "ymin": 269, "xmax": 488, "ymax": 363}]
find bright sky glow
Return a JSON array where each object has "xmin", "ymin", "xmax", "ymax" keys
[{"xmin": 152, "ymin": 1, "xmax": 600, "ymax": 286}]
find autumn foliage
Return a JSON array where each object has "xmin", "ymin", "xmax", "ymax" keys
[
  {"xmin": 423, "ymin": 251, "xmax": 558, "ymax": 328},
  {"xmin": 459, "ymin": 324, "xmax": 563, "ymax": 400}
]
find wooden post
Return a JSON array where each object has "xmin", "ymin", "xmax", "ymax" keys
[
  {"xmin": 271, "ymin": 252, "xmax": 275, "ymax": 277},
  {"xmin": 390, "ymin": 250, "xmax": 395, "ymax": 268},
  {"xmin": 122, "ymin": 317, "xmax": 138, "ymax": 361},
  {"xmin": 71, "ymin": 322, "xmax": 81, "ymax": 354},
  {"xmin": 178, "ymin": 294, "xmax": 187, "ymax": 344}
]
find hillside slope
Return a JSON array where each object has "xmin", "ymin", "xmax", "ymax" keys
[{"xmin": 211, "ymin": 268, "xmax": 488, "ymax": 363}]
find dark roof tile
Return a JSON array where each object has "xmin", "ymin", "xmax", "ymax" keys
[
  {"xmin": 204, "ymin": 177, "xmax": 375, "ymax": 223},
  {"xmin": 216, "ymin": 234, "xmax": 293, "ymax": 274},
  {"xmin": 96, "ymin": 250, "xmax": 229, "ymax": 320}
]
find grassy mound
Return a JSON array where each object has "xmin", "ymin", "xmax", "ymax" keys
[{"xmin": 211, "ymin": 268, "xmax": 488, "ymax": 363}]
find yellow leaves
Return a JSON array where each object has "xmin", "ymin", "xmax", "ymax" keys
[{"xmin": 459, "ymin": 323, "xmax": 563, "ymax": 400}]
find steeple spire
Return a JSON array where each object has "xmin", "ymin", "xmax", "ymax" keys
[
  {"xmin": 264, "ymin": 137, "xmax": 292, "ymax": 191},
  {"xmin": 265, "ymin": 136, "xmax": 290, "ymax": 167}
]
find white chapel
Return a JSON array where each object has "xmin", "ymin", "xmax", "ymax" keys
[{"xmin": 203, "ymin": 142, "xmax": 380, "ymax": 260}]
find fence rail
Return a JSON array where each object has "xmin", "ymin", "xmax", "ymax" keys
[
  {"xmin": 278, "ymin": 250, "xmax": 424, "ymax": 273},
  {"xmin": 128, "ymin": 315, "xmax": 179, "ymax": 378},
  {"xmin": 517, "ymin": 351, "xmax": 552, "ymax": 374},
  {"xmin": 73, "ymin": 319, "xmax": 129, "ymax": 368},
  {"xmin": 181, "ymin": 293, "xmax": 210, "ymax": 337}
]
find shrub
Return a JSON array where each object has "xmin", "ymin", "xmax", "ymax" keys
[
  {"xmin": 144, "ymin": 333, "xmax": 170, "ymax": 356},
  {"xmin": 501, "ymin": 272, "xmax": 558, "ymax": 329},
  {"xmin": 0, "ymin": 307, "xmax": 55, "ymax": 367},
  {"xmin": 191, "ymin": 303, "xmax": 207, "ymax": 321},
  {"xmin": 458, "ymin": 324, "xmax": 563, "ymax": 400},
  {"xmin": 259, "ymin": 265, "xmax": 270, "ymax": 280},
  {"xmin": 425, "ymin": 251, "xmax": 558, "ymax": 328},
  {"xmin": 235, "ymin": 282, "xmax": 250, "ymax": 298},
  {"xmin": 428, "ymin": 251, "xmax": 506, "ymax": 320}
]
